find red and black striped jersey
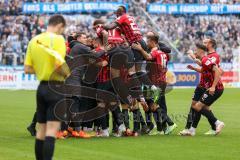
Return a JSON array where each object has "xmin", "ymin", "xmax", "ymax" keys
[
  {"xmin": 148, "ymin": 48, "xmax": 169, "ymax": 85},
  {"xmin": 95, "ymin": 46, "xmax": 110, "ymax": 83},
  {"xmin": 199, "ymin": 52, "xmax": 224, "ymax": 90},
  {"xmin": 115, "ymin": 14, "xmax": 142, "ymax": 44},
  {"xmin": 96, "ymin": 25, "xmax": 125, "ymax": 45}
]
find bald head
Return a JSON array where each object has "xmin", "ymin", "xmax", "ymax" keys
[
  {"xmin": 146, "ymin": 31, "xmax": 159, "ymax": 43},
  {"xmin": 146, "ymin": 31, "xmax": 159, "ymax": 49}
]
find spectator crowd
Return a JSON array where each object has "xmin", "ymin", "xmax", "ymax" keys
[{"xmin": 0, "ymin": 0, "xmax": 239, "ymax": 65}]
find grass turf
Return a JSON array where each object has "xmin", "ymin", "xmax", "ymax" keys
[{"xmin": 0, "ymin": 88, "xmax": 239, "ymax": 160}]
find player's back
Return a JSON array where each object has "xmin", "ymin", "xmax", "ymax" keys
[
  {"xmin": 25, "ymin": 32, "xmax": 66, "ymax": 81},
  {"xmin": 116, "ymin": 14, "xmax": 142, "ymax": 44}
]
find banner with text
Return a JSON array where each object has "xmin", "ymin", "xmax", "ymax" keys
[
  {"xmin": 0, "ymin": 66, "xmax": 39, "ymax": 90},
  {"xmin": 0, "ymin": 64, "xmax": 239, "ymax": 90},
  {"xmin": 147, "ymin": 4, "xmax": 240, "ymax": 14},
  {"xmin": 22, "ymin": 2, "xmax": 127, "ymax": 14}
]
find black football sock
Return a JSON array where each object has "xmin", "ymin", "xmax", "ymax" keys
[
  {"xmin": 137, "ymin": 109, "xmax": 147, "ymax": 127},
  {"xmin": 153, "ymin": 108, "xmax": 163, "ymax": 131},
  {"xmin": 145, "ymin": 111, "xmax": 154, "ymax": 129},
  {"xmin": 99, "ymin": 116, "xmax": 108, "ymax": 130},
  {"xmin": 35, "ymin": 139, "xmax": 44, "ymax": 160},
  {"xmin": 200, "ymin": 108, "xmax": 217, "ymax": 126},
  {"xmin": 61, "ymin": 122, "xmax": 68, "ymax": 131},
  {"xmin": 30, "ymin": 112, "xmax": 37, "ymax": 128},
  {"xmin": 111, "ymin": 106, "xmax": 123, "ymax": 126},
  {"xmin": 166, "ymin": 115, "xmax": 174, "ymax": 126},
  {"xmin": 122, "ymin": 109, "xmax": 130, "ymax": 129},
  {"xmin": 106, "ymin": 113, "xmax": 110, "ymax": 129},
  {"xmin": 112, "ymin": 117, "xmax": 118, "ymax": 133},
  {"xmin": 43, "ymin": 136, "xmax": 56, "ymax": 160},
  {"xmin": 208, "ymin": 110, "xmax": 217, "ymax": 130},
  {"xmin": 132, "ymin": 110, "xmax": 140, "ymax": 132},
  {"xmin": 94, "ymin": 118, "xmax": 101, "ymax": 129},
  {"xmin": 185, "ymin": 107, "xmax": 194, "ymax": 129},
  {"xmin": 192, "ymin": 111, "xmax": 201, "ymax": 128},
  {"xmin": 112, "ymin": 77, "xmax": 132, "ymax": 105}
]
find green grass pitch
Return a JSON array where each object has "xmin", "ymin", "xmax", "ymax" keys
[{"xmin": 0, "ymin": 88, "xmax": 239, "ymax": 160}]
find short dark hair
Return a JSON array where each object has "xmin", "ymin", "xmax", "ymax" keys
[
  {"xmin": 48, "ymin": 15, "xmax": 66, "ymax": 27},
  {"xmin": 93, "ymin": 19, "xmax": 105, "ymax": 26},
  {"xmin": 67, "ymin": 32, "xmax": 85, "ymax": 43},
  {"xmin": 196, "ymin": 43, "xmax": 208, "ymax": 52},
  {"xmin": 147, "ymin": 31, "xmax": 159, "ymax": 43},
  {"xmin": 209, "ymin": 38, "xmax": 217, "ymax": 49},
  {"xmin": 118, "ymin": 5, "xmax": 126, "ymax": 13},
  {"xmin": 75, "ymin": 32, "xmax": 86, "ymax": 38}
]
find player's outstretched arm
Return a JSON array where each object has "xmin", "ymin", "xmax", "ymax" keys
[
  {"xmin": 187, "ymin": 65, "xmax": 202, "ymax": 73},
  {"xmin": 187, "ymin": 50, "xmax": 202, "ymax": 66},
  {"xmin": 208, "ymin": 65, "xmax": 221, "ymax": 95},
  {"xmin": 103, "ymin": 22, "xmax": 118, "ymax": 30}
]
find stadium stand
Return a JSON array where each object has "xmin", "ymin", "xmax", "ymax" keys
[{"xmin": 0, "ymin": 0, "xmax": 239, "ymax": 65}]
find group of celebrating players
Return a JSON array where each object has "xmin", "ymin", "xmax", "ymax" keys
[{"xmin": 24, "ymin": 5, "xmax": 225, "ymax": 160}]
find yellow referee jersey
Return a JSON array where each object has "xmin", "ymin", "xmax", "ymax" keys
[{"xmin": 24, "ymin": 32, "xmax": 66, "ymax": 81}]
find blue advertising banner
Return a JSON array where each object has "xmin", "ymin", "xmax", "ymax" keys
[
  {"xmin": 172, "ymin": 71, "xmax": 200, "ymax": 87},
  {"xmin": 147, "ymin": 4, "xmax": 240, "ymax": 14},
  {"xmin": 22, "ymin": 2, "xmax": 127, "ymax": 14}
]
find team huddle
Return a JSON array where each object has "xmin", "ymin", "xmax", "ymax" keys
[{"xmin": 24, "ymin": 5, "xmax": 224, "ymax": 160}]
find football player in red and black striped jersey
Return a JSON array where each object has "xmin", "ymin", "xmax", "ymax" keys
[{"xmin": 132, "ymin": 31, "xmax": 177, "ymax": 135}]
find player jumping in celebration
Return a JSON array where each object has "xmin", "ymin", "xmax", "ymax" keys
[
  {"xmin": 24, "ymin": 15, "xmax": 69, "ymax": 160},
  {"xmin": 132, "ymin": 31, "xmax": 177, "ymax": 135},
  {"xmin": 181, "ymin": 39, "xmax": 225, "ymax": 136}
]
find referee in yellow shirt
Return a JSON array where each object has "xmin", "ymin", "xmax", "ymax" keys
[{"xmin": 24, "ymin": 15, "xmax": 68, "ymax": 160}]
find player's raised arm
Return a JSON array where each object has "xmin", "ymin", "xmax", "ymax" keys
[
  {"xmin": 103, "ymin": 22, "xmax": 118, "ymax": 30},
  {"xmin": 93, "ymin": 19, "xmax": 109, "ymax": 51},
  {"xmin": 187, "ymin": 50, "xmax": 202, "ymax": 66}
]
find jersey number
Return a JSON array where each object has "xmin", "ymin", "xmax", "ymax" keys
[
  {"xmin": 128, "ymin": 16, "xmax": 140, "ymax": 31},
  {"xmin": 108, "ymin": 29, "xmax": 116, "ymax": 37},
  {"xmin": 160, "ymin": 54, "xmax": 167, "ymax": 68}
]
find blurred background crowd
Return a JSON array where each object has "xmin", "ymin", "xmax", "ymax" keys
[{"xmin": 0, "ymin": 0, "xmax": 239, "ymax": 65}]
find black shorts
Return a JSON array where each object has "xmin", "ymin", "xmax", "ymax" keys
[
  {"xmin": 192, "ymin": 86, "xmax": 207, "ymax": 102},
  {"xmin": 96, "ymin": 81, "xmax": 114, "ymax": 93},
  {"xmin": 36, "ymin": 81, "xmax": 66, "ymax": 123},
  {"xmin": 200, "ymin": 89, "xmax": 224, "ymax": 106},
  {"xmin": 146, "ymin": 98, "xmax": 154, "ymax": 106},
  {"xmin": 131, "ymin": 39, "xmax": 148, "ymax": 62},
  {"xmin": 108, "ymin": 45, "xmax": 134, "ymax": 69}
]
